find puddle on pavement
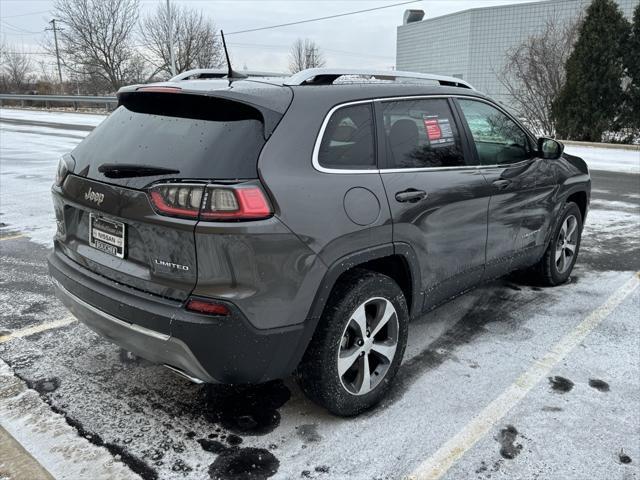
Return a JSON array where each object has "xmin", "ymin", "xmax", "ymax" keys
[
  {"xmin": 497, "ymin": 424, "xmax": 523, "ymax": 460},
  {"xmin": 208, "ymin": 447, "xmax": 279, "ymax": 480},
  {"xmin": 204, "ymin": 380, "xmax": 291, "ymax": 436},
  {"xmin": 549, "ymin": 375, "xmax": 574, "ymax": 393},
  {"xmin": 588, "ymin": 378, "xmax": 610, "ymax": 392},
  {"xmin": 27, "ymin": 376, "xmax": 60, "ymax": 393}
]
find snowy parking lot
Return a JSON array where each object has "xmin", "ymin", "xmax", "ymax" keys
[{"xmin": 0, "ymin": 108, "xmax": 639, "ymax": 480}]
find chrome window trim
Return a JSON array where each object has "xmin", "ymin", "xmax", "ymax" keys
[
  {"xmin": 311, "ymin": 94, "xmax": 537, "ymax": 175},
  {"xmin": 312, "ymin": 99, "xmax": 378, "ymax": 174}
]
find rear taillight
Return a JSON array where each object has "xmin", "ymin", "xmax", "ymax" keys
[
  {"xmin": 200, "ymin": 186, "xmax": 272, "ymax": 220},
  {"xmin": 185, "ymin": 298, "xmax": 230, "ymax": 316},
  {"xmin": 148, "ymin": 183, "xmax": 272, "ymax": 221},
  {"xmin": 149, "ymin": 184, "xmax": 204, "ymax": 218}
]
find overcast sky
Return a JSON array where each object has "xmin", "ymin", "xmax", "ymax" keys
[{"xmin": 1, "ymin": 0, "xmax": 542, "ymax": 72}]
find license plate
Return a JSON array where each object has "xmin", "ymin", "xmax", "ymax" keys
[{"xmin": 89, "ymin": 214, "xmax": 126, "ymax": 258}]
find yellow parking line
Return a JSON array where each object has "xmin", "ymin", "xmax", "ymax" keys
[
  {"xmin": 410, "ymin": 272, "xmax": 640, "ymax": 480},
  {"xmin": 0, "ymin": 234, "xmax": 25, "ymax": 241},
  {"xmin": 0, "ymin": 316, "xmax": 77, "ymax": 344}
]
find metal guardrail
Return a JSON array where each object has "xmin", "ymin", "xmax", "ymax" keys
[{"xmin": 0, "ymin": 94, "xmax": 117, "ymax": 111}]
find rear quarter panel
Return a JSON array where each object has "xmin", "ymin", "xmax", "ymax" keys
[{"xmin": 258, "ymin": 91, "xmax": 393, "ymax": 269}]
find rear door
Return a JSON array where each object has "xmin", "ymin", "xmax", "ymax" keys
[
  {"xmin": 454, "ymin": 98, "xmax": 557, "ymax": 278},
  {"xmin": 377, "ymin": 97, "xmax": 491, "ymax": 310},
  {"xmin": 53, "ymin": 90, "xmax": 282, "ymax": 305}
]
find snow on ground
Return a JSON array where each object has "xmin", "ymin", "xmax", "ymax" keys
[
  {"xmin": 0, "ymin": 123, "xmax": 90, "ymax": 246},
  {"xmin": 581, "ymin": 198, "xmax": 640, "ymax": 261},
  {"xmin": 564, "ymin": 144, "xmax": 640, "ymax": 174},
  {"xmin": 0, "ymin": 108, "xmax": 106, "ymax": 128},
  {"xmin": 0, "ymin": 360, "xmax": 141, "ymax": 480},
  {"xmin": 0, "ymin": 258, "xmax": 637, "ymax": 479}
]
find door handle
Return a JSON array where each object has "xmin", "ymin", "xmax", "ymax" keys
[
  {"xmin": 395, "ymin": 189, "xmax": 427, "ymax": 203},
  {"xmin": 492, "ymin": 179, "xmax": 511, "ymax": 190}
]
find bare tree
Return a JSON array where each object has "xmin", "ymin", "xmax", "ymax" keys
[
  {"xmin": 140, "ymin": 2, "xmax": 223, "ymax": 77},
  {"xmin": 499, "ymin": 16, "xmax": 581, "ymax": 136},
  {"xmin": 1, "ymin": 45, "xmax": 33, "ymax": 92},
  {"xmin": 289, "ymin": 38, "xmax": 326, "ymax": 73},
  {"xmin": 50, "ymin": 0, "xmax": 141, "ymax": 92}
]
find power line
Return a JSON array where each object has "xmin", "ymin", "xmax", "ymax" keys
[
  {"xmin": 0, "ymin": 19, "xmax": 43, "ymax": 35},
  {"xmin": 228, "ymin": 42, "xmax": 394, "ymax": 61},
  {"xmin": 224, "ymin": 0, "xmax": 421, "ymax": 35},
  {"xmin": 0, "ymin": 9, "xmax": 50, "ymax": 19},
  {"xmin": 3, "ymin": 51, "xmax": 50, "ymax": 55}
]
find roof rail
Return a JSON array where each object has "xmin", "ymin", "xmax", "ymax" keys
[
  {"xmin": 283, "ymin": 68, "xmax": 475, "ymax": 90},
  {"xmin": 170, "ymin": 69, "xmax": 287, "ymax": 81}
]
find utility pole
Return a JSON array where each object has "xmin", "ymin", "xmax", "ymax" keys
[
  {"xmin": 47, "ymin": 19, "xmax": 64, "ymax": 89},
  {"xmin": 167, "ymin": 0, "xmax": 176, "ymax": 76}
]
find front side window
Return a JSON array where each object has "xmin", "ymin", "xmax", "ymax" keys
[
  {"xmin": 318, "ymin": 104, "xmax": 376, "ymax": 170},
  {"xmin": 457, "ymin": 99, "xmax": 531, "ymax": 165},
  {"xmin": 381, "ymin": 98, "xmax": 467, "ymax": 169}
]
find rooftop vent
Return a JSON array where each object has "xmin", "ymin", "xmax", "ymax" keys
[{"xmin": 403, "ymin": 9, "xmax": 425, "ymax": 25}]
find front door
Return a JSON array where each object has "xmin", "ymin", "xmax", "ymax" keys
[
  {"xmin": 455, "ymin": 98, "xmax": 557, "ymax": 278},
  {"xmin": 377, "ymin": 97, "xmax": 491, "ymax": 310}
]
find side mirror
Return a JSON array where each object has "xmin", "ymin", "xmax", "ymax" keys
[{"xmin": 538, "ymin": 137, "xmax": 564, "ymax": 160}]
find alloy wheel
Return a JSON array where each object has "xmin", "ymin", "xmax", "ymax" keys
[
  {"xmin": 555, "ymin": 214, "xmax": 578, "ymax": 274},
  {"xmin": 337, "ymin": 297, "xmax": 399, "ymax": 396}
]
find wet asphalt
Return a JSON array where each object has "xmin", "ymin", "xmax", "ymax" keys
[{"xmin": 0, "ymin": 118, "xmax": 638, "ymax": 479}]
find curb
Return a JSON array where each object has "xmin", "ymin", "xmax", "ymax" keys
[
  {"xmin": 0, "ymin": 425, "xmax": 55, "ymax": 480},
  {"xmin": 560, "ymin": 140, "xmax": 640, "ymax": 151}
]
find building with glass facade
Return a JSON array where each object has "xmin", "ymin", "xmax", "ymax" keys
[{"xmin": 396, "ymin": 0, "xmax": 638, "ymax": 108}]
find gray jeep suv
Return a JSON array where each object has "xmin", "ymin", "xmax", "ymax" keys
[{"xmin": 49, "ymin": 68, "xmax": 590, "ymax": 416}]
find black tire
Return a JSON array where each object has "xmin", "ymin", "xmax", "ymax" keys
[
  {"xmin": 529, "ymin": 202, "xmax": 583, "ymax": 286},
  {"xmin": 296, "ymin": 269, "xmax": 409, "ymax": 416}
]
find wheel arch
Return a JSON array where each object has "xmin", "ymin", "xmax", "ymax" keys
[
  {"xmin": 287, "ymin": 244, "xmax": 422, "ymax": 375},
  {"xmin": 566, "ymin": 190, "xmax": 588, "ymax": 222},
  {"xmin": 310, "ymin": 243, "xmax": 422, "ymax": 321}
]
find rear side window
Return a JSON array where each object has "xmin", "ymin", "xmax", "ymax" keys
[
  {"xmin": 71, "ymin": 94, "xmax": 271, "ymax": 188},
  {"xmin": 381, "ymin": 98, "xmax": 468, "ymax": 169},
  {"xmin": 317, "ymin": 104, "xmax": 376, "ymax": 170}
]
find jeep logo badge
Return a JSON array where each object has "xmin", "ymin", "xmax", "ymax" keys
[{"xmin": 84, "ymin": 187, "xmax": 104, "ymax": 206}]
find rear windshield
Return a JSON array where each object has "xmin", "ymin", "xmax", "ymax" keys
[{"xmin": 71, "ymin": 94, "xmax": 270, "ymax": 188}]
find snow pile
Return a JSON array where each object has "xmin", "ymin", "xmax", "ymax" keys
[
  {"xmin": 564, "ymin": 145, "xmax": 640, "ymax": 174},
  {"xmin": 0, "ymin": 108, "xmax": 107, "ymax": 128}
]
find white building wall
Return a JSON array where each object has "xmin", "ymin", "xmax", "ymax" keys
[{"xmin": 396, "ymin": 0, "xmax": 639, "ymax": 109}]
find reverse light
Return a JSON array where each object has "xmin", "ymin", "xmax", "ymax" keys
[
  {"xmin": 185, "ymin": 298, "xmax": 230, "ymax": 316},
  {"xmin": 148, "ymin": 183, "xmax": 272, "ymax": 221}
]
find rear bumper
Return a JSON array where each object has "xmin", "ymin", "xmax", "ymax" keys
[
  {"xmin": 48, "ymin": 249, "xmax": 306, "ymax": 384},
  {"xmin": 52, "ymin": 278, "xmax": 215, "ymax": 383}
]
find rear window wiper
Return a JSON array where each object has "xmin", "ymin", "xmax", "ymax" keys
[{"xmin": 98, "ymin": 163, "xmax": 180, "ymax": 178}]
